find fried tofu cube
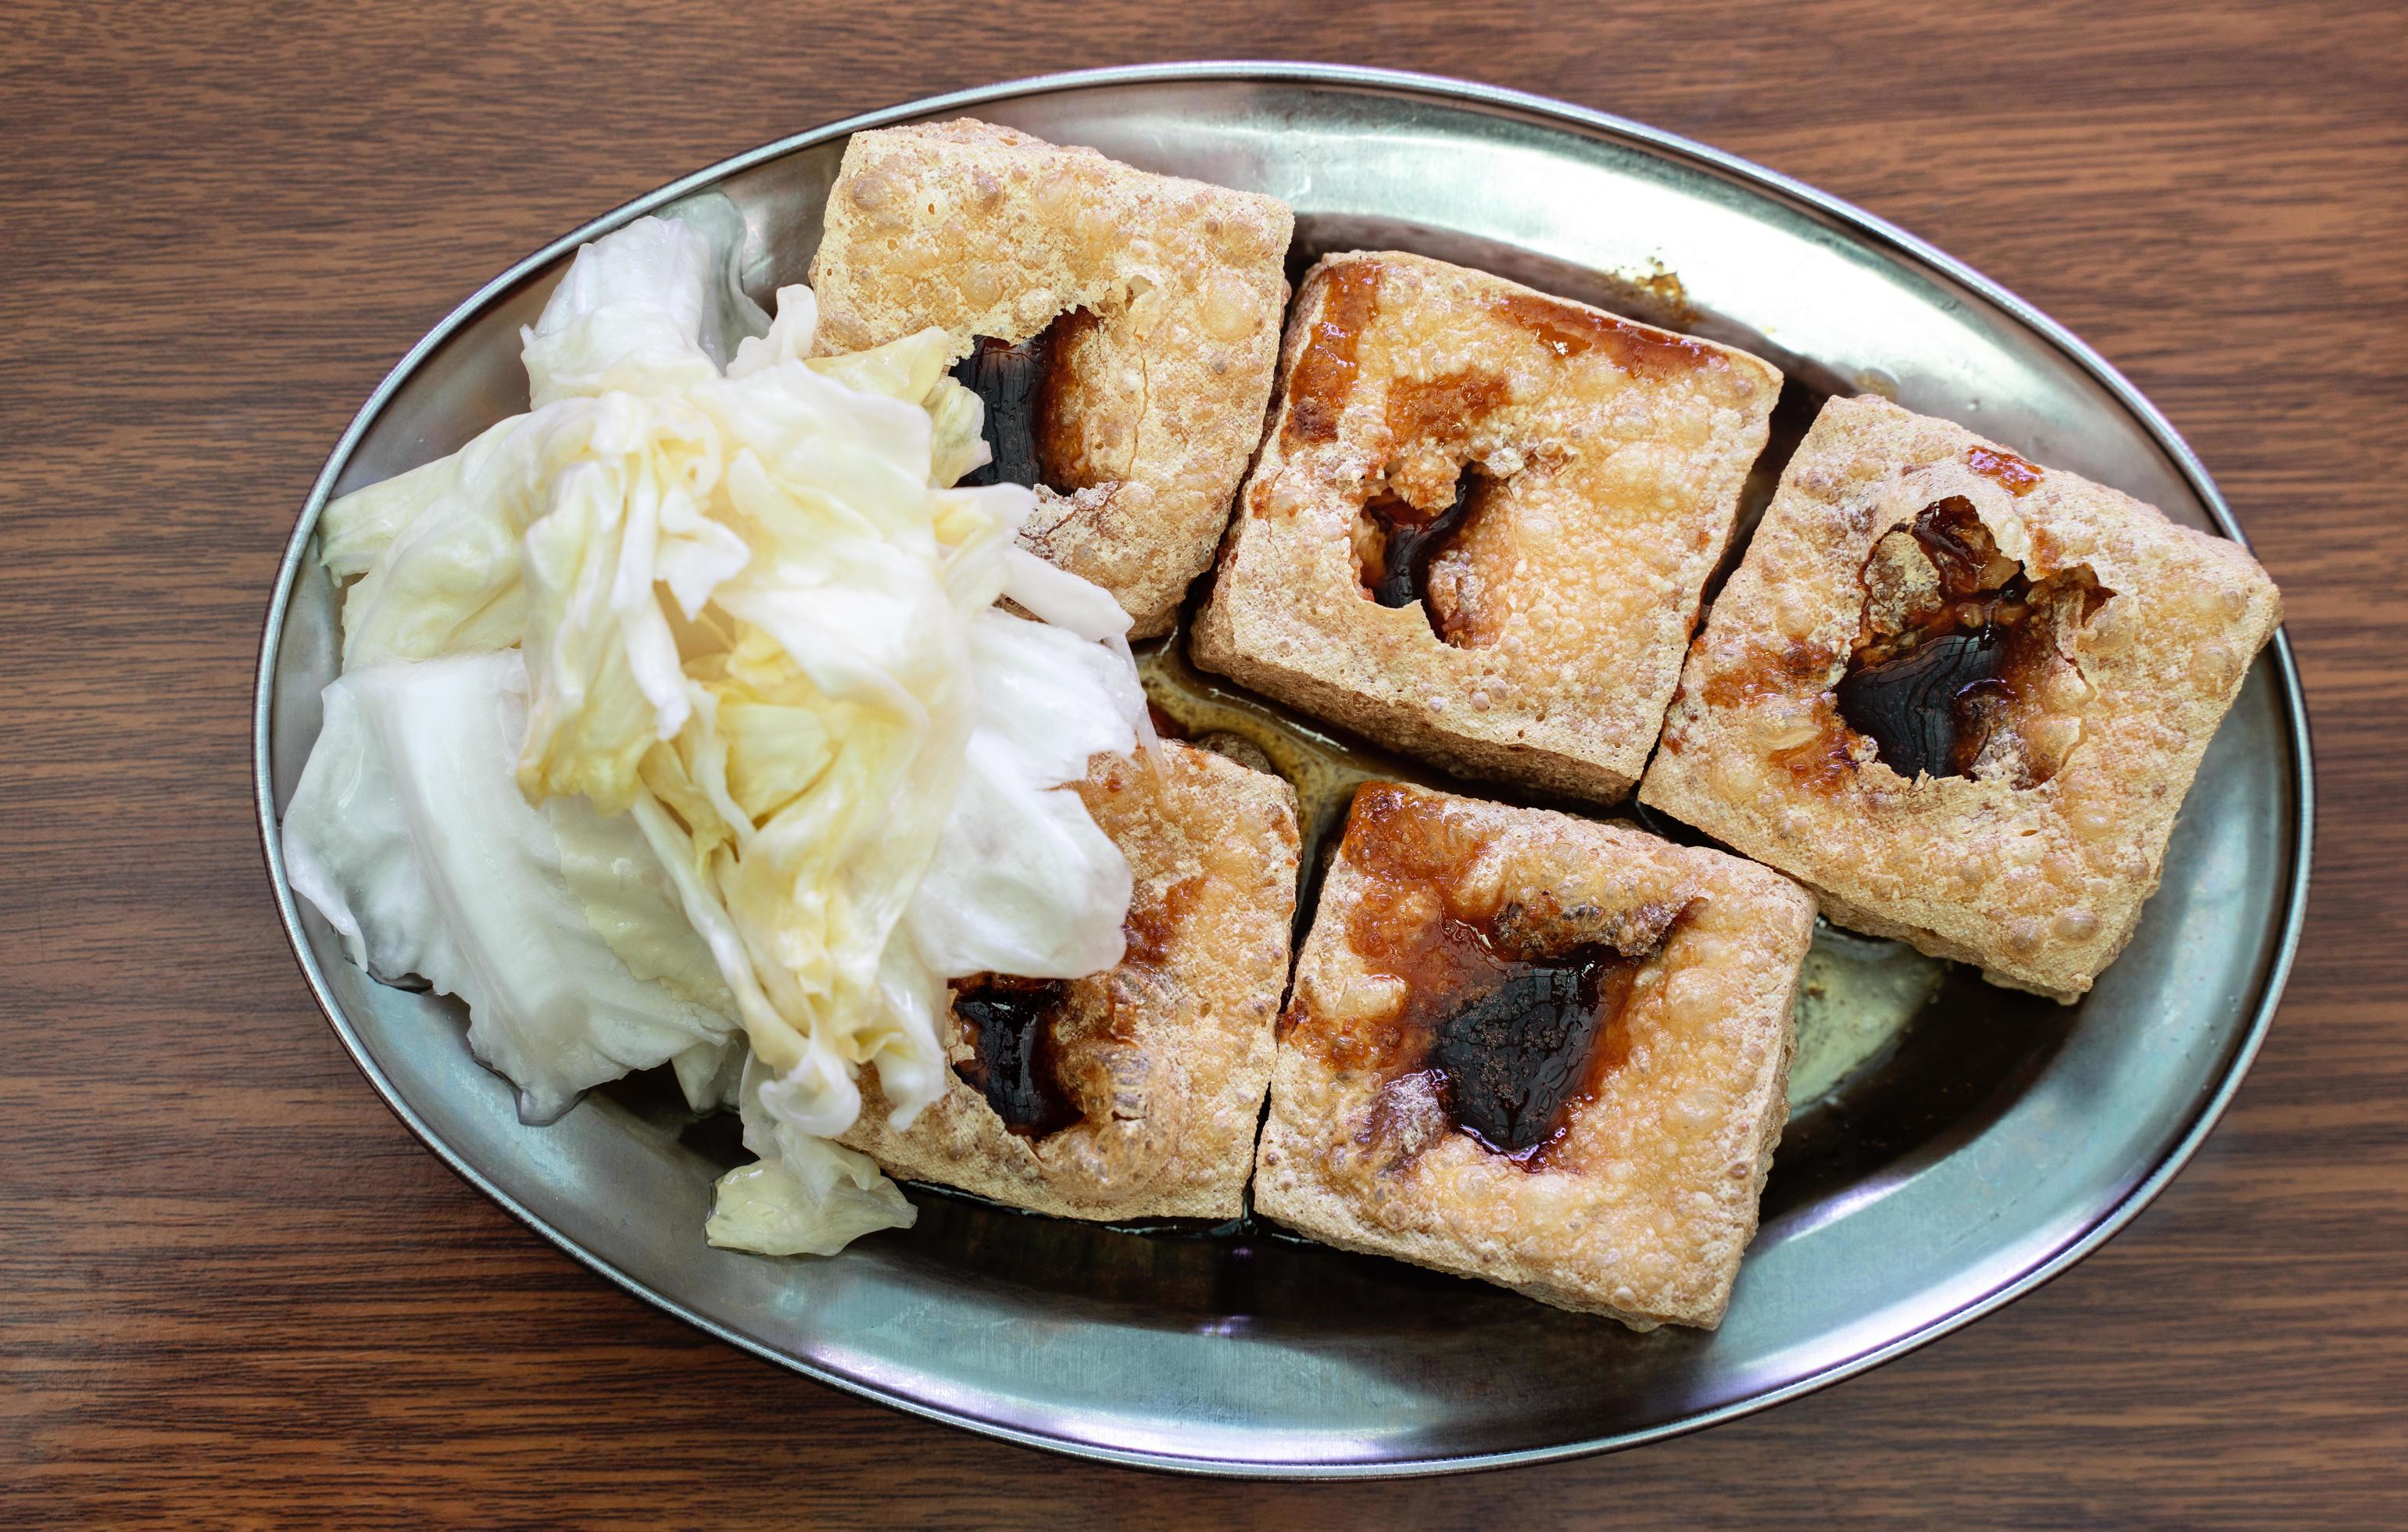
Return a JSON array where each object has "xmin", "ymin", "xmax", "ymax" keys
[
  {"xmin": 839, "ymin": 742, "xmax": 1300, "ymax": 1221},
  {"xmin": 1254, "ymin": 782, "xmax": 1812, "ymax": 1330},
  {"xmin": 1639, "ymin": 394, "xmax": 2283, "ymax": 1001},
  {"xmin": 810, "ymin": 118, "xmax": 1295, "ymax": 638},
  {"xmin": 1193, "ymin": 251, "xmax": 1783, "ymax": 800}
]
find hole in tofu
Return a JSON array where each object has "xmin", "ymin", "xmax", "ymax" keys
[
  {"xmin": 1352, "ymin": 366, "xmax": 1522, "ymax": 650},
  {"xmin": 950, "ymin": 975, "xmax": 1080, "ymax": 1137},
  {"xmin": 1425, "ymin": 942, "xmax": 1644, "ymax": 1157},
  {"xmin": 1353, "ymin": 467, "xmax": 1495, "ymax": 646},
  {"xmin": 1835, "ymin": 497, "xmax": 2112, "ymax": 787},
  {"xmin": 949, "ymin": 308, "xmax": 1109, "ymax": 492},
  {"xmin": 1315, "ymin": 784, "xmax": 1684, "ymax": 1167}
]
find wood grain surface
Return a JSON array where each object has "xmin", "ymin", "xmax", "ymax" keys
[{"xmin": 4, "ymin": 1, "xmax": 2402, "ymax": 1524}]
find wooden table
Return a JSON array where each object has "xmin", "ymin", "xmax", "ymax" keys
[{"xmin": 5, "ymin": 1, "xmax": 2401, "ymax": 1523}]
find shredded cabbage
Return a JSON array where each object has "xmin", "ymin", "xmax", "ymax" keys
[{"xmin": 292, "ymin": 211, "xmax": 1147, "ymax": 1255}]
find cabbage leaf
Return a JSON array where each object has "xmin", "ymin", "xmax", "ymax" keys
[{"xmin": 281, "ymin": 650, "xmax": 736, "ymax": 1122}]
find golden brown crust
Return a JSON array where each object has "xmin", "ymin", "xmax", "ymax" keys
[
  {"xmin": 1193, "ymin": 251, "xmax": 1783, "ymax": 800},
  {"xmin": 1252, "ymin": 783, "xmax": 1813, "ymax": 1330},
  {"xmin": 839, "ymin": 741, "xmax": 1300, "ymax": 1220},
  {"xmin": 810, "ymin": 118, "xmax": 1295, "ymax": 637},
  {"xmin": 1638, "ymin": 394, "xmax": 2284, "ymax": 1000}
]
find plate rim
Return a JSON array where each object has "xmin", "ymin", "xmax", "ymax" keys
[{"xmin": 249, "ymin": 60, "xmax": 2317, "ymax": 1479}]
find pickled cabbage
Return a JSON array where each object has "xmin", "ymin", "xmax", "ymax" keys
[{"xmin": 288, "ymin": 210, "xmax": 1147, "ymax": 1257}]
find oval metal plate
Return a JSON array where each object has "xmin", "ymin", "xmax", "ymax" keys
[{"xmin": 253, "ymin": 64, "xmax": 2313, "ymax": 1477}]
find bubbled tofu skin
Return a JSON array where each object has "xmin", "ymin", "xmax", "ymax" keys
[
  {"xmin": 1195, "ymin": 251, "xmax": 1784, "ymax": 802},
  {"xmin": 1639, "ymin": 393, "xmax": 2284, "ymax": 1000},
  {"xmin": 1254, "ymin": 782, "xmax": 1816, "ymax": 1330}
]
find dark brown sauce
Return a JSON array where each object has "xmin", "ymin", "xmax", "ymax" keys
[
  {"xmin": 952, "ymin": 331, "xmax": 1057, "ymax": 489},
  {"xmin": 1964, "ymin": 444, "xmax": 2044, "ymax": 496},
  {"xmin": 1834, "ymin": 498, "xmax": 2105, "ymax": 785},
  {"xmin": 1357, "ymin": 367, "xmax": 1512, "ymax": 643},
  {"xmin": 1122, "ymin": 873, "xmax": 1204, "ymax": 969},
  {"xmin": 1837, "ymin": 630, "xmax": 2011, "ymax": 778},
  {"xmin": 950, "ymin": 312, "xmax": 1098, "ymax": 492},
  {"xmin": 1771, "ymin": 700, "xmax": 1862, "ymax": 791},
  {"xmin": 1687, "ymin": 637, "xmax": 1862, "ymax": 789},
  {"xmin": 1887, "ymin": 496, "xmax": 2015, "ymax": 607},
  {"xmin": 1031, "ymin": 308, "xmax": 1110, "ymax": 493},
  {"xmin": 1383, "ymin": 368, "xmax": 1508, "ymax": 448},
  {"xmin": 1836, "ymin": 498, "xmax": 2024, "ymax": 780},
  {"xmin": 1700, "ymin": 638, "xmax": 1839, "ymax": 711},
  {"xmin": 1426, "ymin": 945, "xmax": 1640, "ymax": 1157},
  {"xmin": 1490, "ymin": 291, "xmax": 1729, "ymax": 382},
  {"xmin": 1281, "ymin": 262, "xmax": 1382, "ymax": 446},
  {"xmin": 950, "ymin": 976, "xmax": 1079, "ymax": 1137},
  {"xmin": 1297, "ymin": 784, "xmax": 1676, "ymax": 1168},
  {"xmin": 1356, "ymin": 474, "xmax": 1486, "ymax": 640}
]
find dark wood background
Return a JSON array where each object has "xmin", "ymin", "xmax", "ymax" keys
[{"xmin": 5, "ymin": 0, "xmax": 2402, "ymax": 1524}]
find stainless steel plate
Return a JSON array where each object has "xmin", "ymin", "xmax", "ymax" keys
[{"xmin": 252, "ymin": 64, "xmax": 2313, "ymax": 1477}]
